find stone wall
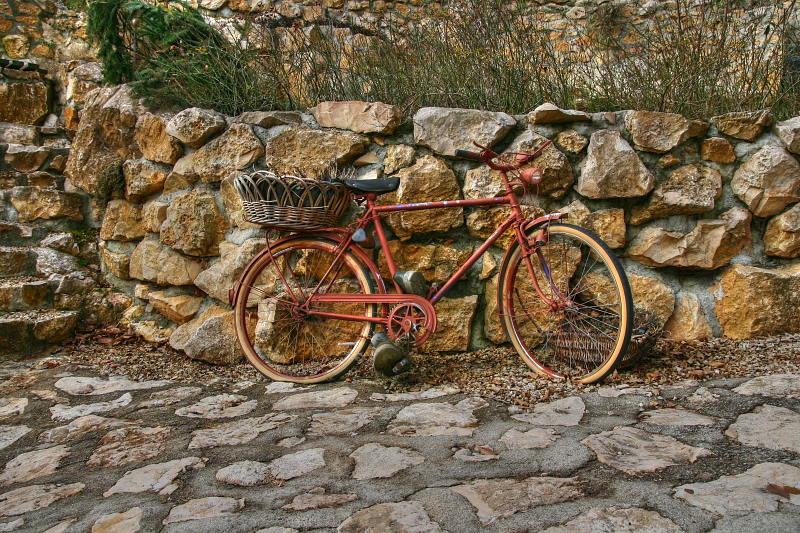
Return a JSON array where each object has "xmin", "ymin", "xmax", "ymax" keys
[
  {"xmin": 0, "ymin": 60, "xmax": 130, "ymax": 357},
  {"xmin": 63, "ymin": 87, "xmax": 800, "ymax": 364}
]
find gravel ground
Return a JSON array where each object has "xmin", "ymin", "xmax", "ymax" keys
[{"xmin": 34, "ymin": 327, "xmax": 800, "ymax": 408}]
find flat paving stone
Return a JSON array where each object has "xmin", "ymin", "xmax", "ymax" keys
[
  {"xmin": 597, "ymin": 386, "xmax": 654, "ymax": 398},
  {"xmin": 38, "ymin": 415, "xmax": 133, "ymax": 444},
  {"xmin": 453, "ymin": 445, "xmax": 499, "ymax": 462},
  {"xmin": 272, "ymin": 387, "xmax": 358, "ymax": 410},
  {"xmin": 87, "ymin": 426, "xmax": 170, "ymax": 467},
  {"xmin": 540, "ymin": 506, "xmax": 683, "ymax": 532},
  {"xmin": 54, "ymin": 376, "xmax": 169, "ymax": 396},
  {"xmin": 188, "ymin": 413, "xmax": 296, "ymax": 448},
  {"xmin": 581, "ymin": 426, "xmax": 712, "ymax": 475},
  {"xmin": 0, "ymin": 426, "xmax": 29, "ymax": 450},
  {"xmin": 163, "ymin": 496, "xmax": 244, "ymax": 524},
  {"xmin": 281, "ymin": 487, "xmax": 357, "ymax": 511},
  {"xmin": 639, "ymin": 408, "xmax": 718, "ymax": 426},
  {"xmin": 174, "ymin": 394, "xmax": 257, "ymax": 419},
  {"xmin": 370, "ymin": 386, "xmax": 460, "ymax": 402},
  {"xmin": 451, "ymin": 476, "xmax": 585, "ymax": 525},
  {"xmin": 337, "ymin": 501, "xmax": 445, "ymax": 533},
  {"xmin": 511, "ymin": 396, "xmax": 585, "ymax": 426},
  {"xmin": 386, "ymin": 397, "xmax": 488, "ymax": 436},
  {"xmin": 725, "ymin": 404, "xmax": 800, "ymax": 453},
  {"xmin": 215, "ymin": 460, "xmax": 271, "ymax": 487},
  {"xmin": 0, "ymin": 445, "xmax": 70, "ymax": 486},
  {"xmin": 50, "ymin": 393, "xmax": 132, "ymax": 421},
  {"xmin": 277, "ymin": 436, "xmax": 305, "ymax": 448},
  {"xmin": 0, "ymin": 518, "xmax": 23, "ymax": 531},
  {"xmin": 255, "ymin": 529, "xmax": 298, "ymax": 533},
  {"xmin": 499, "ymin": 427, "xmax": 559, "ymax": 449},
  {"xmin": 675, "ymin": 462, "xmax": 800, "ymax": 513},
  {"xmin": 269, "ymin": 448, "xmax": 326, "ymax": 480},
  {"xmin": 349, "ymin": 443, "xmax": 425, "ymax": 479},
  {"xmin": 732, "ymin": 373, "xmax": 800, "ymax": 399},
  {"xmin": 42, "ymin": 519, "xmax": 76, "ymax": 533},
  {"xmin": 138, "ymin": 386, "xmax": 201, "ymax": 408},
  {"xmin": 0, "ymin": 483, "xmax": 84, "ymax": 518},
  {"xmin": 0, "ymin": 398, "xmax": 27, "ymax": 419},
  {"xmin": 30, "ymin": 390, "xmax": 68, "ymax": 404},
  {"xmin": 103, "ymin": 457, "xmax": 206, "ymax": 497},
  {"xmin": 308, "ymin": 407, "xmax": 383, "ymax": 436},
  {"xmin": 264, "ymin": 382, "xmax": 307, "ymax": 394},
  {"xmin": 91, "ymin": 507, "xmax": 142, "ymax": 533}
]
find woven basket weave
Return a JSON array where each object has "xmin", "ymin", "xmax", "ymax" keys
[{"xmin": 234, "ymin": 170, "xmax": 350, "ymax": 231}]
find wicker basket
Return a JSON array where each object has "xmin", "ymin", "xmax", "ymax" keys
[{"xmin": 234, "ymin": 170, "xmax": 350, "ymax": 231}]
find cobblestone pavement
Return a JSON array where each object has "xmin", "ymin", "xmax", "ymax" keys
[{"xmin": 0, "ymin": 360, "xmax": 798, "ymax": 533}]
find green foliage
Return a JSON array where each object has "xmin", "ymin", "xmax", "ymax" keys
[
  {"xmin": 68, "ymin": 227, "xmax": 99, "ymax": 247},
  {"xmin": 83, "ymin": 0, "xmax": 286, "ymax": 114}
]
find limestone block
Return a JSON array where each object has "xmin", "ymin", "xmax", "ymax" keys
[
  {"xmin": 576, "ymin": 130, "xmax": 655, "ymax": 198},
  {"xmin": 628, "ymin": 274, "xmax": 675, "ymax": 326},
  {"xmin": 194, "ymin": 238, "xmax": 266, "ymax": 303},
  {"xmin": 663, "ymin": 294, "xmax": 712, "ymax": 341},
  {"xmin": 129, "ymin": 239, "xmax": 204, "ymax": 286},
  {"xmin": 123, "ymin": 158, "xmax": 169, "ymax": 202},
  {"xmin": 0, "ymin": 79, "xmax": 49, "ymax": 125},
  {"xmin": 264, "ymin": 126, "xmax": 366, "ymax": 178},
  {"xmin": 383, "ymin": 144, "xmax": 415, "ymax": 175},
  {"xmin": 628, "ymin": 207, "xmax": 751, "ymax": 269},
  {"xmin": 528, "ymin": 102, "xmax": 590, "ymax": 124},
  {"xmin": 169, "ymin": 306, "xmax": 243, "ymax": 364},
  {"xmin": 419, "ymin": 295, "xmax": 478, "ymax": 353},
  {"xmin": 555, "ymin": 129, "xmax": 588, "ymax": 153},
  {"xmin": 233, "ymin": 110, "xmax": 302, "ymax": 127},
  {"xmin": 764, "ymin": 203, "xmax": 800, "ymax": 258},
  {"xmin": 711, "ymin": 109, "xmax": 771, "ymax": 140},
  {"xmin": 507, "ymin": 130, "xmax": 575, "ymax": 198},
  {"xmin": 630, "ymin": 163, "xmax": 723, "ymax": 225},
  {"xmin": 413, "ymin": 107, "xmax": 516, "ymax": 157},
  {"xmin": 312, "ymin": 100, "xmax": 402, "ymax": 134},
  {"xmin": 64, "ymin": 86, "xmax": 144, "ymax": 195},
  {"xmin": 165, "ymin": 107, "xmax": 226, "ymax": 148},
  {"xmin": 9, "ymin": 187, "xmax": 82, "ymax": 222},
  {"xmin": 4, "ymin": 144, "xmax": 49, "ymax": 172},
  {"xmin": 625, "ymin": 110, "xmax": 708, "ymax": 153},
  {"xmin": 381, "ymin": 155, "xmax": 463, "ymax": 240},
  {"xmin": 714, "ymin": 263, "xmax": 800, "ymax": 338},
  {"xmin": 560, "ymin": 200, "xmax": 626, "ymax": 248},
  {"xmin": 146, "ymin": 291, "xmax": 203, "ymax": 324},
  {"xmin": 171, "ymin": 123, "xmax": 264, "ymax": 184},
  {"xmin": 99, "ymin": 200, "xmax": 145, "ymax": 242},
  {"xmin": 732, "ymin": 145, "xmax": 800, "ymax": 217},
  {"xmin": 159, "ymin": 190, "xmax": 229, "ymax": 257},
  {"xmin": 134, "ymin": 114, "xmax": 183, "ymax": 164},
  {"xmin": 701, "ymin": 137, "xmax": 736, "ymax": 163}
]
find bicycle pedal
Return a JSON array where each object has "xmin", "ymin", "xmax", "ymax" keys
[
  {"xmin": 391, "ymin": 356, "xmax": 412, "ymax": 375},
  {"xmin": 372, "ymin": 337, "xmax": 408, "ymax": 377},
  {"xmin": 393, "ymin": 270, "xmax": 428, "ymax": 296}
]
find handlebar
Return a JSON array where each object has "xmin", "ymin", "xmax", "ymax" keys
[{"xmin": 454, "ymin": 140, "xmax": 552, "ymax": 171}]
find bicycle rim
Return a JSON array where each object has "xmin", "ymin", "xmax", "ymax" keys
[
  {"xmin": 233, "ymin": 237, "xmax": 377, "ymax": 383},
  {"xmin": 501, "ymin": 223, "xmax": 633, "ymax": 383}
]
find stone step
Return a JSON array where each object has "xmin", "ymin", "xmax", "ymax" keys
[
  {"xmin": 0, "ymin": 276, "xmax": 51, "ymax": 311},
  {"xmin": 0, "ymin": 309, "xmax": 79, "ymax": 358},
  {"xmin": 0, "ymin": 246, "xmax": 35, "ymax": 277}
]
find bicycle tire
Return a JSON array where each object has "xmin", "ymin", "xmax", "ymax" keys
[
  {"xmin": 499, "ymin": 223, "xmax": 633, "ymax": 384},
  {"xmin": 233, "ymin": 236, "xmax": 378, "ymax": 384}
]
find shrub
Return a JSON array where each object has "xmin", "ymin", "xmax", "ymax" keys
[{"xmin": 83, "ymin": 0, "xmax": 800, "ymax": 119}]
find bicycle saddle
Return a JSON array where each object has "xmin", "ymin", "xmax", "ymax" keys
[{"xmin": 342, "ymin": 178, "xmax": 400, "ymax": 194}]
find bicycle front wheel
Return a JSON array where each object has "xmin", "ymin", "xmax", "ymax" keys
[
  {"xmin": 233, "ymin": 236, "xmax": 378, "ymax": 384},
  {"xmin": 499, "ymin": 223, "xmax": 633, "ymax": 383}
]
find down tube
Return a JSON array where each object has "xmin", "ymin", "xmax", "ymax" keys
[{"xmin": 430, "ymin": 214, "xmax": 518, "ymax": 303}]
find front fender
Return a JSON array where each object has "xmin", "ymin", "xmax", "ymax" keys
[{"xmin": 495, "ymin": 212, "xmax": 564, "ymax": 325}]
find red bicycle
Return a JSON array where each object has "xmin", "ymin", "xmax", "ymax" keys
[{"xmin": 230, "ymin": 142, "xmax": 633, "ymax": 384}]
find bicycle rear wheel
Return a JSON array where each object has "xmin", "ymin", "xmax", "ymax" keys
[
  {"xmin": 499, "ymin": 223, "xmax": 633, "ymax": 383},
  {"xmin": 233, "ymin": 236, "xmax": 377, "ymax": 383}
]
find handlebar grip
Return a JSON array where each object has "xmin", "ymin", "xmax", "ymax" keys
[{"xmin": 455, "ymin": 149, "xmax": 482, "ymax": 161}]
